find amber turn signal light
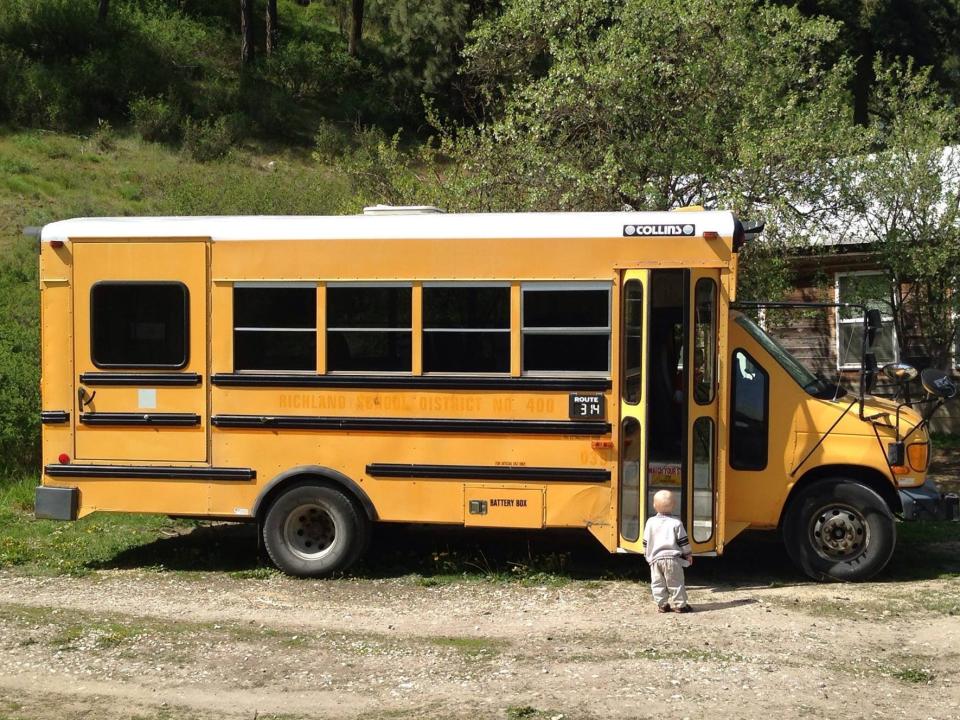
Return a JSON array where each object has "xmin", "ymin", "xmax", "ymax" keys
[{"xmin": 907, "ymin": 443, "xmax": 929, "ymax": 472}]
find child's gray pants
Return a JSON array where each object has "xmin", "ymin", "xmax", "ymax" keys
[{"xmin": 650, "ymin": 557, "xmax": 688, "ymax": 607}]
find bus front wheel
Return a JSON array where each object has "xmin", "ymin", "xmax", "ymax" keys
[
  {"xmin": 262, "ymin": 483, "xmax": 368, "ymax": 577},
  {"xmin": 783, "ymin": 479, "xmax": 896, "ymax": 582}
]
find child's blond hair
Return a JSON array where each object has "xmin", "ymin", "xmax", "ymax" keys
[{"xmin": 652, "ymin": 489, "xmax": 675, "ymax": 514}]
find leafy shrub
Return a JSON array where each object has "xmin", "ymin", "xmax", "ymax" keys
[
  {"xmin": 150, "ymin": 161, "xmax": 350, "ymax": 216},
  {"xmin": 129, "ymin": 95, "xmax": 181, "ymax": 142},
  {"xmin": 181, "ymin": 116, "xmax": 235, "ymax": 162},
  {"xmin": 0, "ymin": 48, "xmax": 84, "ymax": 129},
  {"xmin": 91, "ymin": 118, "xmax": 116, "ymax": 153},
  {"xmin": 0, "ymin": 0, "xmax": 219, "ymax": 129},
  {"xmin": 263, "ymin": 38, "xmax": 362, "ymax": 100},
  {"xmin": 314, "ymin": 120, "xmax": 348, "ymax": 163},
  {"xmin": 0, "ymin": 237, "xmax": 40, "ymax": 474}
]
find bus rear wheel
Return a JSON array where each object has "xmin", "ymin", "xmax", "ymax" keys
[
  {"xmin": 783, "ymin": 479, "xmax": 896, "ymax": 582},
  {"xmin": 262, "ymin": 483, "xmax": 368, "ymax": 577}
]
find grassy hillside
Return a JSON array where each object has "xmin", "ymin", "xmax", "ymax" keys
[
  {"xmin": 0, "ymin": 128, "xmax": 350, "ymax": 245},
  {"xmin": 0, "ymin": 127, "xmax": 352, "ymax": 472}
]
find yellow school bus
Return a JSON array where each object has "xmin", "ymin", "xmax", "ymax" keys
[{"xmin": 34, "ymin": 207, "xmax": 952, "ymax": 581}]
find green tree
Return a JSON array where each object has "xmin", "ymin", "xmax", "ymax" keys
[
  {"xmin": 366, "ymin": 0, "xmax": 493, "ymax": 121},
  {"xmin": 241, "ymin": 0, "xmax": 255, "ymax": 65},
  {"xmin": 336, "ymin": 0, "xmax": 870, "ymax": 303},
  {"xmin": 783, "ymin": 1, "xmax": 960, "ymax": 122},
  {"xmin": 846, "ymin": 61, "xmax": 960, "ymax": 369}
]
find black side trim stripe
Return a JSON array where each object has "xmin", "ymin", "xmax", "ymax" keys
[
  {"xmin": 80, "ymin": 413, "xmax": 201, "ymax": 427},
  {"xmin": 44, "ymin": 464, "xmax": 255, "ymax": 481},
  {"xmin": 211, "ymin": 373, "xmax": 611, "ymax": 392},
  {"xmin": 41, "ymin": 411, "xmax": 70, "ymax": 424},
  {"xmin": 212, "ymin": 414, "xmax": 611, "ymax": 435},
  {"xmin": 80, "ymin": 372, "xmax": 202, "ymax": 387},
  {"xmin": 366, "ymin": 463, "xmax": 610, "ymax": 483}
]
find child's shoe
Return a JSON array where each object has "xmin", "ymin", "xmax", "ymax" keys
[
  {"xmin": 673, "ymin": 605, "xmax": 693, "ymax": 613},
  {"xmin": 657, "ymin": 604, "xmax": 671, "ymax": 613}
]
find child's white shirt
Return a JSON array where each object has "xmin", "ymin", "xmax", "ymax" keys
[{"xmin": 642, "ymin": 513, "xmax": 692, "ymax": 564}]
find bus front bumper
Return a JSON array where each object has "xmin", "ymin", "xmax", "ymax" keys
[
  {"xmin": 35, "ymin": 486, "xmax": 79, "ymax": 521},
  {"xmin": 899, "ymin": 480, "xmax": 958, "ymax": 521}
]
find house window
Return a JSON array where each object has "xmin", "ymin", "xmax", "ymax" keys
[
  {"xmin": 423, "ymin": 284, "xmax": 510, "ymax": 373},
  {"xmin": 522, "ymin": 283, "xmax": 611, "ymax": 374},
  {"xmin": 327, "ymin": 284, "xmax": 412, "ymax": 372},
  {"xmin": 91, "ymin": 282, "xmax": 189, "ymax": 368},
  {"xmin": 835, "ymin": 273, "xmax": 897, "ymax": 369},
  {"xmin": 234, "ymin": 283, "xmax": 316, "ymax": 371}
]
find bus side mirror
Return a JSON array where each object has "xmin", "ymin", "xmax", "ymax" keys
[
  {"xmin": 882, "ymin": 362, "xmax": 918, "ymax": 384},
  {"xmin": 921, "ymin": 368, "xmax": 958, "ymax": 399},
  {"xmin": 864, "ymin": 352, "xmax": 878, "ymax": 392},
  {"xmin": 866, "ymin": 309, "xmax": 883, "ymax": 347}
]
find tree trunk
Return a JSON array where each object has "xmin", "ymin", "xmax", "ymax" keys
[
  {"xmin": 240, "ymin": 0, "xmax": 255, "ymax": 66},
  {"xmin": 97, "ymin": 0, "xmax": 109, "ymax": 23},
  {"xmin": 852, "ymin": 28, "xmax": 874, "ymax": 126},
  {"xmin": 266, "ymin": 0, "xmax": 278, "ymax": 55},
  {"xmin": 348, "ymin": 0, "xmax": 363, "ymax": 57}
]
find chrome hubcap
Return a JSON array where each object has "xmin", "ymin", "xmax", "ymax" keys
[
  {"xmin": 810, "ymin": 504, "xmax": 868, "ymax": 562},
  {"xmin": 284, "ymin": 503, "xmax": 337, "ymax": 560}
]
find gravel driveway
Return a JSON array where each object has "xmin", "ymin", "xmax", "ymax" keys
[{"xmin": 0, "ymin": 525, "xmax": 957, "ymax": 720}]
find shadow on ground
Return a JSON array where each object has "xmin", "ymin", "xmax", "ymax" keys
[{"xmin": 90, "ymin": 520, "xmax": 960, "ymax": 585}]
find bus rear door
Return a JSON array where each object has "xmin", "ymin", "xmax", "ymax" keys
[{"xmin": 72, "ymin": 239, "xmax": 209, "ymax": 464}]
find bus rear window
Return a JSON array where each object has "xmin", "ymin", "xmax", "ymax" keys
[{"xmin": 91, "ymin": 282, "xmax": 188, "ymax": 368}]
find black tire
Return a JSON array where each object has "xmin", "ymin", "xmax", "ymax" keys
[
  {"xmin": 783, "ymin": 479, "xmax": 896, "ymax": 582},
  {"xmin": 262, "ymin": 482, "xmax": 368, "ymax": 578}
]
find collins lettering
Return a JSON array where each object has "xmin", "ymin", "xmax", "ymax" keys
[{"xmin": 623, "ymin": 224, "xmax": 695, "ymax": 237}]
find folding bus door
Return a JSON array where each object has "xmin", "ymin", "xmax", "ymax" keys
[
  {"xmin": 617, "ymin": 269, "xmax": 648, "ymax": 552},
  {"xmin": 72, "ymin": 240, "xmax": 209, "ymax": 463},
  {"xmin": 686, "ymin": 269, "xmax": 720, "ymax": 553}
]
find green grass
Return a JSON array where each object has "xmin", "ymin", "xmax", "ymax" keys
[
  {"xmin": 931, "ymin": 433, "xmax": 960, "ymax": 451},
  {"xmin": 884, "ymin": 521, "xmax": 960, "ymax": 580},
  {"xmin": 891, "ymin": 667, "xmax": 935, "ymax": 683},
  {"xmin": 427, "ymin": 636, "xmax": 503, "ymax": 659},
  {"xmin": 0, "ymin": 128, "xmax": 350, "ymax": 252},
  {"xmin": 506, "ymin": 707, "xmax": 559, "ymax": 720},
  {"xmin": 0, "ymin": 475, "xmax": 199, "ymax": 576}
]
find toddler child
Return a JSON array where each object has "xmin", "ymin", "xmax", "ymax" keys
[{"xmin": 642, "ymin": 489, "xmax": 693, "ymax": 613}]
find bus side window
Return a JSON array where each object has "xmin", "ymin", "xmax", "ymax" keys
[
  {"xmin": 235, "ymin": 284, "xmax": 317, "ymax": 371},
  {"xmin": 423, "ymin": 285, "xmax": 510, "ymax": 373},
  {"xmin": 91, "ymin": 282, "xmax": 189, "ymax": 368},
  {"xmin": 730, "ymin": 349, "xmax": 768, "ymax": 470},
  {"xmin": 327, "ymin": 285, "xmax": 412, "ymax": 372},
  {"xmin": 522, "ymin": 283, "xmax": 610, "ymax": 375}
]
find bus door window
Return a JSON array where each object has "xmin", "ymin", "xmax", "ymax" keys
[
  {"xmin": 692, "ymin": 416, "xmax": 715, "ymax": 542},
  {"xmin": 647, "ymin": 269, "xmax": 686, "ymax": 520},
  {"xmin": 693, "ymin": 278, "xmax": 717, "ymax": 404}
]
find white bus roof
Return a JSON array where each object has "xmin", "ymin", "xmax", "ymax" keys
[{"xmin": 41, "ymin": 211, "xmax": 737, "ymax": 243}]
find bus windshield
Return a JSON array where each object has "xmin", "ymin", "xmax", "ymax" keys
[{"xmin": 734, "ymin": 314, "xmax": 845, "ymax": 400}]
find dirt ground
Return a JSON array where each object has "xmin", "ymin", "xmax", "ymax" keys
[{"xmin": 0, "ymin": 527, "xmax": 958, "ymax": 720}]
